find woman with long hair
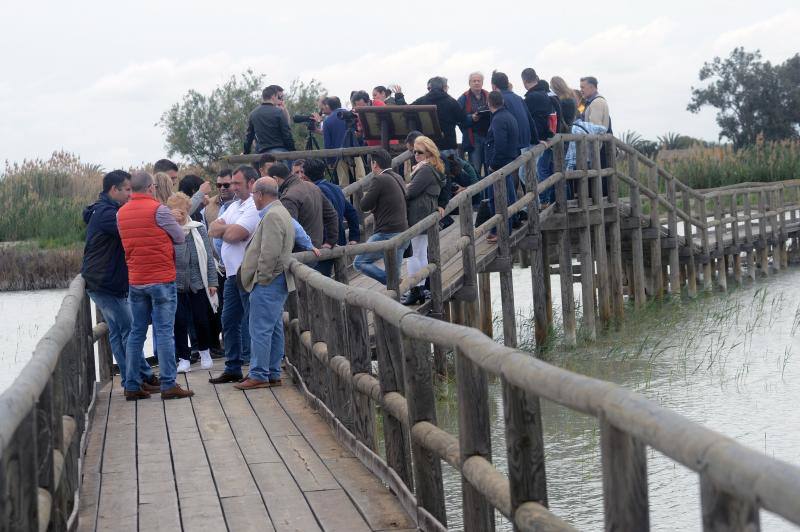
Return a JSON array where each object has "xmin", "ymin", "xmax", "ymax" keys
[
  {"xmin": 167, "ymin": 192, "xmax": 218, "ymax": 373},
  {"xmin": 153, "ymin": 172, "xmax": 174, "ymax": 205},
  {"xmin": 402, "ymin": 136, "xmax": 445, "ymax": 306},
  {"xmin": 550, "ymin": 76, "xmax": 578, "ymax": 129}
]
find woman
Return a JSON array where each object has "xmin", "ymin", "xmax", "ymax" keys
[
  {"xmin": 372, "ymin": 85, "xmax": 396, "ymax": 105},
  {"xmin": 550, "ymin": 76, "xmax": 578, "ymax": 130},
  {"xmin": 153, "ymin": 172, "xmax": 174, "ymax": 205},
  {"xmin": 178, "ymin": 174, "xmax": 209, "ymax": 221},
  {"xmin": 402, "ymin": 136, "xmax": 445, "ymax": 306},
  {"xmin": 167, "ymin": 193, "xmax": 218, "ymax": 373}
]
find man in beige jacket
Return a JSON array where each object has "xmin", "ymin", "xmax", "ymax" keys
[
  {"xmin": 579, "ymin": 76, "xmax": 611, "ymax": 131},
  {"xmin": 234, "ymin": 177, "xmax": 296, "ymax": 390}
]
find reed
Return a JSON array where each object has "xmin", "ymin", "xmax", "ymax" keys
[{"xmin": 0, "ymin": 243, "xmax": 82, "ymax": 291}]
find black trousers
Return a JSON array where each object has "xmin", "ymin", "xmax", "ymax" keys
[
  {"xmin": 175, "ymin": 290, "xmax": 213, "ymax": 360},
  {"xmin": 208, "ymin": 273, "xmax": 224, "ymax": 349}
]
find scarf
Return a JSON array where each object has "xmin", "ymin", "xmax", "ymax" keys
[
  {"xmin": 185, "ymin": 220, "xmax": 219, "ymax": 313},
  {"xmin": 462, "ymin": 88, "xmax": 489, "ymax": 146}
]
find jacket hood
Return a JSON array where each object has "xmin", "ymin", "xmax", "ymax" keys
[
  {"xmin": 529, "ymin": 80, "xmax": 550, "ymax": 93},
  {"xmin": 426, "ymin": 88, "xmax": 451, "ymax": 102},
  {"xmin": 83, "ymin": 192, "xmax": 118, "ymax": 225}
]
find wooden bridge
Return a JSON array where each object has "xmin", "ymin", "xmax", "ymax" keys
[{"xmin": 3, "ymin": 136, "xmax": 800, "ymax": 531}]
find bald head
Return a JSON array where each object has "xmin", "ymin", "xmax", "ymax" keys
[
  {"xmin": 130, "ymin": 171, "xmax": 153, "ymax": 193},
  {"xmin": 252, "ymin": 176, "xmax": 280, "ymax": 210}
]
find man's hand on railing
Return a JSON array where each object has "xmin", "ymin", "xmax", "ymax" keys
[
  {"xmin": 312, "ymin": 247, "xmax": 321, "ymax": 257},
  {"xmin": 437, "ymin": 207, "xmax": 445, "ymax": 218}
]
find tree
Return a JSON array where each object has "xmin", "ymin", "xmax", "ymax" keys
[
  {"xmin": 159, "ymin": 70, "xmax": 263, "ymax": 168},
  {"xmin": 688, "ymin": 48, "xmax": 800, "ymax": 148}
]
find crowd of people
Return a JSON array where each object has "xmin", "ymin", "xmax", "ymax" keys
[{"xmin": 80, "ymin": 67, "xmax": 611, "ymax": 399}]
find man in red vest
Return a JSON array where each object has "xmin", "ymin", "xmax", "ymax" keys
[{"xmin": 118, "ymin": 171, "xmax": 194, "ymax": 400}]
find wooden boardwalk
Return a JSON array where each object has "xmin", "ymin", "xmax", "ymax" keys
[{"xmin": 77, "ymin": 361, "xmax": 415, "ymax": 532}]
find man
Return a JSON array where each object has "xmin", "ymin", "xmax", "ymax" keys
[
  {"xmin": 490, "ymin": 71, "xmax": 538, "ymax": 154},
  {"xmin": 154, "ymin": 159, "xmax": 179, "ymax": 186},
  {"xmin": 117, "ymin": 171, "xmax": 192, "ymax": 400},
  {"xmin": 255, "ymin": 153, "xmax": 277, "ymax": 177},
  {"xmin": 82, "ymin": 170, "xmax": 159, "ymax": 394},
  {"xmin": 243, "ymin": 85, "xmax": 296, "ymax": 154},
  {"xmin": 267, "ymin": 163, "xmax": 339, "ymax": 255},
  {"xmin": 354, "ymin": 149, "xmax": 409, "ymax": 285},
  {"xmin": 522, "ymin": 68, "xmax": 558, "ymax": 194},
  {"xmin": 234, "ymin": 177, "xmax": 296, "ymax": 390},
  {"xmin": 485, "ymin": 91, "xmax": 519, "ymax": 242},
  {"xmin": 207, "ymin": 165, "xmax": 261, "ymax": 384},
  {"xmin": 580, "ymin": 76, "xmax": 611, "ymax": 131},
  {"xmin": 303, "ymin": 158, "xmax": 361, "ymax": 246},
  {"xmin": 320, "ymin": 96, "xmax": 347, "ymax": 150},
  {"xmin": 409, "ymin": 77, "xmax": 466, "ymax": 156},
  {"xmin": 458, "ymin": 72, "xmax": 491, "ymax": 175}
]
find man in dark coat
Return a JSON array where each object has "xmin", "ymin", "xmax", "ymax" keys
[
  {"xmin": 81, "ymin": 170, "xmax": 159, "ymax": 394},
  {"xmin": 402, "ymin": 76, "xmax": 466, "ymax": 155},
  {"xmin": 243, "ymin": 85, "xmax": 296, "ymax": 154},
  {"xmin": 484, "ymin": 91, "xmax": 519, "ymax": 240}
]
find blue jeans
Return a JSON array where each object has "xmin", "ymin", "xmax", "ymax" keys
[
  {"xmin": 354, "ymin": 232, "xmax": 408, "ymax": 285},
  {"xmin": 537, "ymin": 148, "xmax": 555, "ymax": 205},
  {"xmin": 87, "ymin": 290, "xmax": 153, "ymax": 390},
  {"xmin": 519, "ymin": 146, "xmax": 534, "ymax": 190},
  {"xmin": 222, "ymin": 275, "xmax": 250, "ymax": 376},
  {"xmin": 125, "ymin": 283, "xmax": 178, "ymax": 392},
  {"xmin": 488, "ymin": 173, "xmax": 517, "ymax": 235},
  {"xmin": 248, "ymin": 275, "xmax": 288, "ymax": 381},
  {"xmin": 468, "ymin": 135, "xmax": 487, "ymax": 177}
]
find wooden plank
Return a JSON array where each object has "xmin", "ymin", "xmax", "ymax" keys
[
  {"xmin": 271, "ymin": 434, "xmax": 340, "ymax": 492},
  {"xmin": 648, "ymin": 165, "xmax": 664, "ymax": 297},
  {"xmin": 77, "ymin": 382, "xmax": 112, "ymax": 532},
  {"xmin": 249, "ymin": 462, "xmax": 322, "ymax": 532},
  {"xmin": 215, "ymin": 385, "xmax": 282, "ymax": 465},
  {"xmin": 577, "ymin": 139, "xmax": 597, "ymax": 340},
  {"xmin": 221, "ymin": 495, "xmax": 276, "ymax": 532},
  {"xmin": 628, "ymin": 157, "xmax": 647, "ymax": 307},
  {"xmin": 305, "ymin": 489, "xmax": 372, "ymax": 532},
  {"xmin": 591, "ymin": 139, "xmax": 611, "ymax": 326},
  {"xmin": 600, "ymin": 418, "xmax": 649, "ymax": 531},
  {"xmin": 553, "ymin": 142, "xmax": 576, "ymax": 346},
  {"xmin": 246, "ymin": 388, "xmax": 302, "ymax": 438},
  {"xmin": 700, "ymin": 473, "xmax": 760, "ymax": 532}
]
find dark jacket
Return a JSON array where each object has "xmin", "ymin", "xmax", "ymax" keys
[
  {"xmin": 314, "ymin": 179, "xmax": 361, "ymax": 245},
  {"xmin": 406, "ymin": 164, "xmax": 445, "ymax": 226},
  {"xmin": 524, "ymin": 81, "xmax": 556, "ymax": 141},
  {"xmin": 244, "ymin": 103, "xmax": 296, "ymax": 154},
  {"xmin": 410, "ymin": 89, "xmax": 466, "ymax": 151},
  {"xmin": 486, "ymin": 107, "xmax": 520, "ymax": 171},
  {"xmin": 501, "ymin": 89, "xmax": 537, "ymax": 148},
  {"xmin": 559, "ymin": 98, "xmax": 578, "ymax": 130},
  {"xmin": 322, "ymin": 109, "xmax": 347, "ymax": 149},
  {"xmin": 360, "ymin": 169, "xmax": 408, "ymax": 234},
  {"xmin": 279, "ymin": 174, "xmax": 339, "ymax": 248},
  {"xmin": 81, "ymin": 193, "xmax": 128, "ymax": 297},
  {"xmin": 457, "ymin": 89, "xmax": 490, "ymax": 151}
]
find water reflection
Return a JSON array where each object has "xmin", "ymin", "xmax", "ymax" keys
[{"xmin": 432, "ymin": 269, "xmax": 800, "ymax": 531}]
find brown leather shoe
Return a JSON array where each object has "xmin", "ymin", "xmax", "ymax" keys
[
  {"xmin": 233, "ymin": 378, "xmax": 271, "ymax": 390},
  {"xmin": 208, "ymin": 372, "xmax": 243, "ymax": 384},
  {"xmin": 161, "ymin": 384, "xmax": 195, "ymax": 400},
  {"xmin": 142, "ymin": 381, "xmax": 160, "ymax": 393},
  {"xmin": 144, "ymin": 374, "xmax": 161, "ymax": 387},
  {"xmin": 125, "ymin": 388, "xmax": 151, "ymax": 401},
  {"xmin": 238, "ymin": 373, "xmax": 250, "ymax": 383},
  {"xmin": 268, "ymin": 379, "xmax": 282, "ymax": 387}
]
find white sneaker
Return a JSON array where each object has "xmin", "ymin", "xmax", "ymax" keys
[
  {"xmin": 200, "ymin": 350, "xmax": 213, "ymax": 370},
  {"xmin": 177, "ymin": 359, "xmax": 191, "ymax": 373}
]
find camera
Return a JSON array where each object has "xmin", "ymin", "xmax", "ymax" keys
[
  {"xmin": 293, "ymin": 114, "xmax": 318, "ymax": 132},
  {"xmin": 337, "ymin": 110, "xmax": 358, "ymax": 121}
]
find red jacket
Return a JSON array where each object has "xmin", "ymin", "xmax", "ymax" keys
[{"xmin": 117, "ymin": 193, "xmax": 176, "ymax": 285}]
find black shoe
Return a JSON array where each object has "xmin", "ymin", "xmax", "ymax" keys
[
  {"xmin": 208, "ymin": 372, "xmax": 243, "ymax": 384},
  {"xmin": 401, "ymin": 287, "xmax": 425, "ymax": 306},
  {"xmin": 209, "ymin": 347, "xmax": 225, "ymax": 359}
]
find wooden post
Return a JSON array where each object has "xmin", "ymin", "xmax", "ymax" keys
[
  {"xmin": 385, "ymin": 243, "xmax": 401, "ymax": 299},
  {"xmin": 758, "ymin": 191, "xmax": 769, "ymax": 276},
  {"xmin": 492, "ymin": 173, "xmax": 517, "ymax": 347},
  {"xmin": 94, "ymin": 306, "xmax": 113, "ymax": 384},
  {"xmin": 682, "ymin": 189, "xmax": 697, "ymax": 297},
  {"xmin": 591, "ymin": 139, "xmax": 611, "ymax": 328},
  {"xmin": 456, "ymin": 197, "xmax": 478, "ymax": 304},
  {"xmin": 730, "ymin": 193, "xmax": 742, "ymax": 284},
  {"xmin": 402, "ymin": 336, "xmax": 447, "ymax": 525},
  {"xmin": 600, "ymin": 418, "xmax": 650, "ymax": 531},
  {"xmin": 552, "ymin": 142, "xmax": 576, "ymax": 346},
  {"xmin": 576, "ymin": 139, "xmax": 596, "ymax": 340},
  {"xmin": 714, "ymin": 196, "xmax": 728, "ymax": 292},
  {"xmin": 778, "ymin": 185, "xmax": 788, "ymax": 269},
  {"xmin": 700, "ymin": 474, "xmax": 760, "ymax": 531},
  {"xmin": 744, "ymin": 193, "xmax": 756, "ymax": 281},
  {"xmin": 503, "ymin": 381, "xmax": 548, "ymax": 515},
  {"xmin": 606, "ymin": 138, "xmax": 625, "ymax": 324},
  {"xmin": 427, "ymin": 224, "xmax": 447, "ymax": 377},
  {"xmin": 628, "ymin": 157, "xmax": 647, "ymax": 308},
  {"xmin": 666, "ymin": 177, "xmax": 681, "ymax": 294},
  {"xmin": 771, "ymin": 188, "xmax": 783, "ymax": 271},
  {"xmin": 700, "ymin": 198, "xmax": 713, "ymax": 290},
  {"xmin": 453, "ymin": 303, "xmax": 495, "ymax": 532},
  {"xmin": 523, "ymin": 151, "xmax": 551, "ymax": 349},
  {"xmin": 541, "ymin": 231, "xmax": 554, "ymax": 327},
  {"xmin": 478, "ymin": 272, "xmax": 493, "ymax": 338},
  {"xmin": 648, "ymin": 164, "xmax": 664, "ymax": 297},
  {"xmin": 372, "ymin": 315, "xmax": 414, "ymax": 491}
]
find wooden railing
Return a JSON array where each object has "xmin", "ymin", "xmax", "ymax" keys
[
  {"xmin": 280, "ymin": 134, "xmax": 800, "ymax": 530},
  {"xmin": 0, "ymin": 276, "xmax": 111, "ymax": 532}
]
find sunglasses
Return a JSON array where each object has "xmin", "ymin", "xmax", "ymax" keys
[
  {"xmin": 216, "ymin": 183, "xmax": 231, "ymax": 189},
  {"xmin": 413, "ymin": 150, "xmax": 426, "ymax": 155}
]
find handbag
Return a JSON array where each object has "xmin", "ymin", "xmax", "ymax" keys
[{"xmin": 475, "ymin": 198, "xmax": 492, "ymax": 227}]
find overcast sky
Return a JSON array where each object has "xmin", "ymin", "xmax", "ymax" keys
[{"xmin": 1, "ymin": 1, "xmax": 798, "ymax": 170}]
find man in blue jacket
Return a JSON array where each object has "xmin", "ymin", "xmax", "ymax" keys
[
  {"xmin": 484, "ymin": 91, "xmax": 519, "ymax": 242},
  {"xmin": 81, "ymin": 170, "xmax": 158, "ymax": 393}
]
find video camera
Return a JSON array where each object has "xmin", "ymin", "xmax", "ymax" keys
[
  {"xmin": 337, "ymin": 110, "xmax": 358, "ymax": 121},
  {"xmin": 293, "ymin": 114, "xmax": 319, "ymax": 132}
]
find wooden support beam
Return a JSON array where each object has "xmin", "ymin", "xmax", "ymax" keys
[
  {"xmin": 553, "ymin": 142, "xmax": 576, "ymax": 346},
  {"xmin": 576, "ymin": 139, "xmax": 597, "ymax": 340}
]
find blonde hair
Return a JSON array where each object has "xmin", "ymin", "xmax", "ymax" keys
[
  {"xmin": 153, "ymin": 172, "xmax": 174, "ymax": 205},
  {"xmin": 413, "ymin": 136, "xmax": 445, "ymax": 174},
  {"xmin": 166, "ymin": 191, "xmax": 191, "ymax": 213},
  {"xmin": 550, "ymin": 76, "xmax": 576, "ymax": 102}
]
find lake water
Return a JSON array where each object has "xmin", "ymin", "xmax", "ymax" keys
[{"xmin": 2, "ymin": 268, "xmax": 799, "ymax": 530}]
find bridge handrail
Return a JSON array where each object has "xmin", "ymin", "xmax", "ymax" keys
[{"xmin": 0, "ymin": 275, "xmax": 111, "ymax": 532}]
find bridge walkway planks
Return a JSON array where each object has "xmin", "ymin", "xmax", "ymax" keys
[{"xmin": 77, "ymin": 360, "xmax": 416, "ymax": 532}]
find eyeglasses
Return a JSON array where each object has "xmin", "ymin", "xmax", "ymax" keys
[
  {"xmin": 413, "ymin": 150, "xmax": 426, "ymax": 155},
  {"xmin": 216, "ymin": 183, "xmax": 231, "ymax": 189}
]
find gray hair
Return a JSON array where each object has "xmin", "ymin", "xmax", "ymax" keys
[
  {"xmin": 130, "ymin": 171, "xmax": 153, "ymax": 192},
  {"xmin": 427, "ymin": 76, "xmax": 447, "ymax": 91},
  {"xmin": 254, "ymin": 179, "xmax": 279, "ymax": 198},
  {"xmin": 468, "ymin": 71, "xmax": 484, "ymax": 81}
]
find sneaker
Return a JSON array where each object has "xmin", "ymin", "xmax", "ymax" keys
[
  {"xmin": 177, "ymin": 359, "xmax": 191, "ymax": 374},
  {"xmin": 200, "ymin": 351, "xmax": 213, "ymax": 370}
]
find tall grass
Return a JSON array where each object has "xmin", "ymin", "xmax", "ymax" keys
[
  {"xmin": 660, "ymin": 140, "xmax": 800, "ymax": 190},
  {"xmin": 0, "ymin": 151, "xmax": 103, "ymax": 247}
]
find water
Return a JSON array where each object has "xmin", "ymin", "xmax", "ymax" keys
[{"xmin": 433, "ymin": 268, "xmax": 800, "ymax": 531}]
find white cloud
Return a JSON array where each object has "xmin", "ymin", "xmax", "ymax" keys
[{"xmin": 713, "ymin": 8, "xmax": 800, "ymax": 61}]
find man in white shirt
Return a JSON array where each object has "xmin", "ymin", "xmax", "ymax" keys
[{"xmin": 207, "ymin": 165, "xmax": 261, "ymax": 383}]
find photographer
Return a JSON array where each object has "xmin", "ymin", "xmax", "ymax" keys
[
  {"xmin": 243, "ymin": 85, "xmax": 296, "ymax": 155},
  {"xmin": 319, "ymin": 96, "xmax": 347, "ymax": 150},
  {"xmin": 351, "ymin": 90, "xmax": 380, "ymax": 146}
]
